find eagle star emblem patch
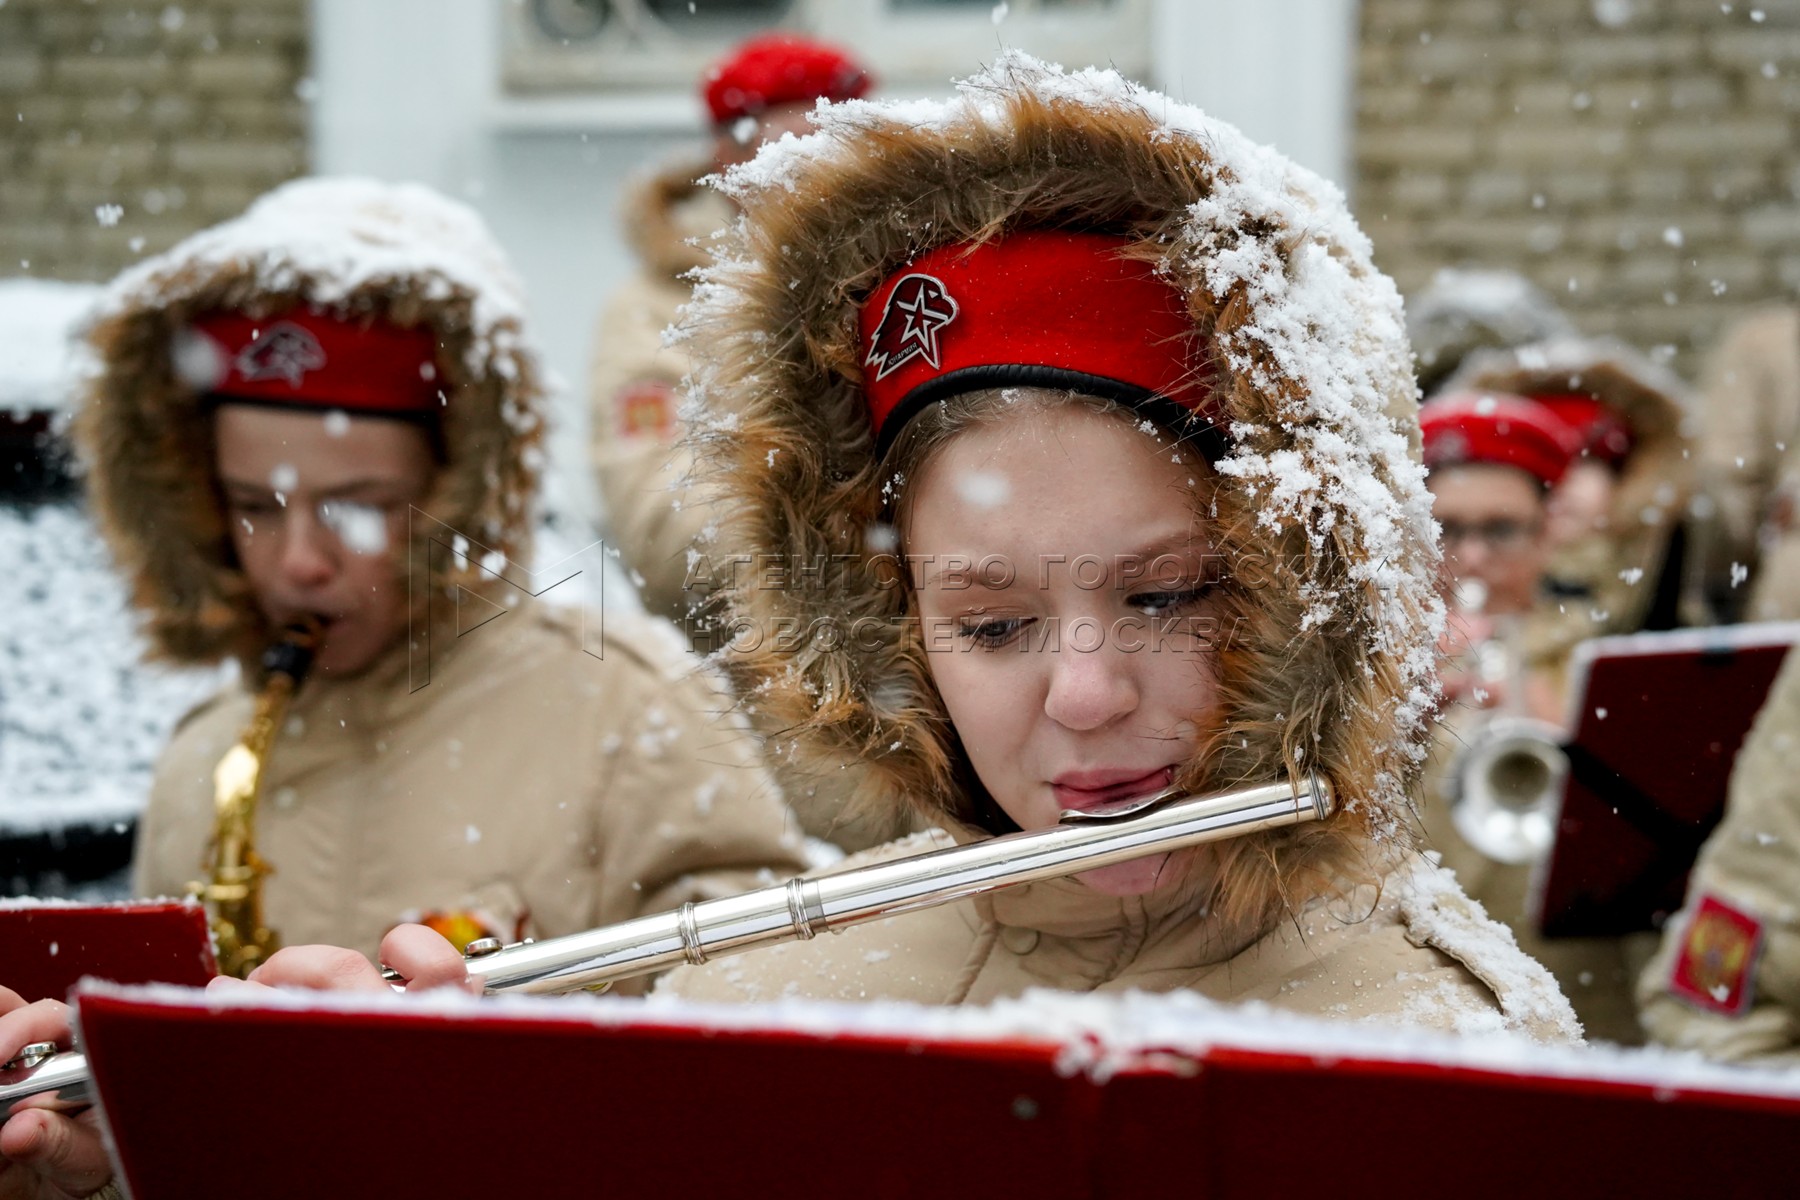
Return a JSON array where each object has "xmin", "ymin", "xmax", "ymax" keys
[
  {"xmin": 234, "ymin": 321, "xmax": 327, "ymax": 387},
  {"xmin": 865, "ymin": 273, "xmax": 958, "ymax": 380},
  {"xmin": 1669, "ymin": 892, "xmax": 1765, "ymax": 1016}
]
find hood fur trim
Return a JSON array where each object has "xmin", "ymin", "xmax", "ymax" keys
[
  {"xmin": 681, "ymin": 55, "xmax": 1444, "ymax": 926},
  {"xmin": 75, "ymin": 177, "xmax": 546, "ymax": 668},
  {"xmin": 621, "ymin": 157, "xmax": 734, "ymax": 283}
]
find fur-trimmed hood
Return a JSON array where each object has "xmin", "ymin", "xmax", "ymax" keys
[
  {"xmin": 1447, "ymin": 336, "xmax": 1696, "ymax": 546},
  {"xmin": 679, "ymin": 55, "xmax": 1444, "ymax": 926},
  {"xmin": 620, "ymin": 156, "xmax": 735, "ymax": 283},
  {"xmin": 1406, "ymin": 268, "xmax": 1576, "ymax": 398},
  {"xmin": 75, "ymin": 177, "xmax": 547, "ymax": 669}
]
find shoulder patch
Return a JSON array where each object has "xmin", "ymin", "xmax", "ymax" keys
[
  {"xmin": 614, "ymin": 379, "xmax": 678, "ymax": 440},
  {"xmin": 1668, "ymin": 893, "xmax": 1765, "ymax": 1016}
]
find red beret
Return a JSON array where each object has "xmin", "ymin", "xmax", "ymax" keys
[
  {"xmin": 177, "ymin": 308, "xmax": 442, "ymax": 416},
  {"xmin": 857, "ymin": 231, "xmax": 1212, "ymax": 451},
  {"xmin": 1526, "ymin": 392, "xmax": 1634, "ymax": 469},
  {"xmin": 1420, "ymin": 391, "xmax": 1580, "ymax": 488},
  {"xmin": 703, "ymin": 33, "xmax": 872, "ymax": 125}
]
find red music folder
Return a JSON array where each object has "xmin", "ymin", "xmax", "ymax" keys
[
  {"xmin": 0, "ymin": 901, "xmax": 215, "ymax": 1001},
  {"xmin": 1535, "ymin": 622, "xmax": 1798, "ymax": 939},
  {"xmin": 76, "ymin": 985, "xmax": 1800, "ymax": 1199}
]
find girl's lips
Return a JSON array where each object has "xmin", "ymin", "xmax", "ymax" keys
[{"xmin": 1052, "ymin": 765, "xmax": 1175, "ymax": 812}]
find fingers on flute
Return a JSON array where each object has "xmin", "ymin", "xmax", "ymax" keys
[
  {"xmin": 0, "ymin": 998, "xmax": 73, "ymax": 1062},
  {"xmin": 0, "ymin": 1109, "xmax": 113, "ymax": 1192},
  {"xmin": 379, "ymin": 924, "xmax": 471, "ymax": 991},
  {"xmin": 242, "ymin": 945, "xmax": 388, "ymax": 993}
]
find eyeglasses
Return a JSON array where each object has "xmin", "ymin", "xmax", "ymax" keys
[{"xmin": 1438, "ymin": 518, "xmax": 1542, "ymax": 554}]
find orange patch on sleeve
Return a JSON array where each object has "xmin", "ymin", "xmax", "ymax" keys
[
  {"xmin": 1668, "ymin": 893, "xmax": 1765, "ymax": 1016},
  {"xmin": 614, "ymin": 380, "xmax": 678, "ymax": 440}
]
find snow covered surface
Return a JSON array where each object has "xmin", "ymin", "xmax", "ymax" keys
[
  {"xmin": 76, "ymin": 978, "xmax": 1800, "ymax": 1101},
  {"xmin": 95, "ymin": 178, "xmax": 537, "ymax": 394},
  {"xmin": 0, "ymin": 279, "xmax": 100, "ymax": 414},
  {"xmin": 0, "ymin": 502, "xmax": 227, "ymax": 834},
  {"xmin": 0, "ymin": 895, "xmax": 200, "ymax": 913}
]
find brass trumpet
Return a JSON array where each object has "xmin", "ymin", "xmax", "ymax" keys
[
  {"xmin": 1, "ymin": 775, "xmax": 1334, "ymax": 1110},
  {"xmin": 1445, "ymin": 716, "xmax": 1568, "ymax": 866}
]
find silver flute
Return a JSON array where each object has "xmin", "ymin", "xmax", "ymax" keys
[{"xmin": 1, "ymin": 775, "xmax": 1331, "ymax": 1111}]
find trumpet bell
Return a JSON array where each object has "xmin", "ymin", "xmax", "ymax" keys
[{"xmin": 1446, "ymin": 716, "xmax": 1569, "ymax": 866}]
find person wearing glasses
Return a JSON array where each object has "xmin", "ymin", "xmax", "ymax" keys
[{"xmin": 1416, "ymin": 391, "xmax": 1648, "ymax": 1044}]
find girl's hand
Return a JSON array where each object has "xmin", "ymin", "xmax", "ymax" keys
[
  {"xmin": 0, "ymin": 987, "xmax": 114, "ymax": 1200},
  {"xmin": 206, "ymin": 924, "xmax": 474, "ymax": 996}
]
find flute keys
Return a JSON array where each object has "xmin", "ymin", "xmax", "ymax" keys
[{"xmin": 2, "ymin": 1041, "xmax": 57, "ymax": 1072}]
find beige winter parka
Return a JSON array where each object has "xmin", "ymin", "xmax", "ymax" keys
[
  {"xmin": 78, "ymin": 178, "xmax": 806, "ymax": 965},
  {"xmin": 588, "ymin": 159, "xmax": 901, "ymax": 853},
  {"xmin": 133, "ymin": 599, "xmax": 804, "ymax": 964},
  {"xmin": 1692, "ymin": 305, "xmax": 1800, "ymax": 622},
  {"xmin": 1637, "ymin": 647, "xmax": 1800, "ymax": 1064},
  {"xmin": 653, "ymin": 56, "xmax": 1580, "ymax": 1042},
  {"xmin": 587, "ymin": 158, "xmax": 730, "ymax": 630}
]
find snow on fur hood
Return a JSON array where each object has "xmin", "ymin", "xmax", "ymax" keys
[
  {"xmin": 678, "ymin": 54, "xmax": 1444, "ymax": 931},
  {"xmin": 73, "ymin": 177, "xmax": 547, "ymax": 669}
]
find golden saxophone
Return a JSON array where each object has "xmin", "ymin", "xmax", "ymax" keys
[
  {"xmin": 188, "ymin": 619, "xmax": 322, "ymax": 979},
  {"xmin": 2, "ymin": 775, "xmax": 1332, "ymax": 1110}
]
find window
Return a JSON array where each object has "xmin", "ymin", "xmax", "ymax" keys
[{"xmin": 501, "ymin": 0, "xmax": 1150, "ymax": 95}]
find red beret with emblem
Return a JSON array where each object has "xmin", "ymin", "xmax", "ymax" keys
[
  {"xmin": 1526, "ymin": 392, "xmax": 1635, "ymax": 469},
  {"xmin": 1420, "ymin": 391, "xmax": 1581, "ymax": 488},
  {"xmin": 703, "ymin": 34, "xmax": 872, "ymax": 125},
  {"xmin": 177, "ymin": 308, "xmax": 442, "ymax": 416},
  {"xmin": 857, "ymin": 230, "xmax": 1212, "ymax": 451}
]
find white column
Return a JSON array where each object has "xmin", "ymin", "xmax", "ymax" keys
[{"xmin": 1150, "ymin": 0, "xmax": 1359, "ymax": 191}]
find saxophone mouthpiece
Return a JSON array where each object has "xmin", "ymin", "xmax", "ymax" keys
[{"xmin": 261, "ymin": 615, "xmax": 324, "ymax": 684}]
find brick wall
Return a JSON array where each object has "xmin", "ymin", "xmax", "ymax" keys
[
  {"xmin": 1356, "ymin": 0, "xmax": 1800, "ymax": 374},
  {"xmin": 0, "ymin": 0, "xmax": 309, "ymax": 282}
]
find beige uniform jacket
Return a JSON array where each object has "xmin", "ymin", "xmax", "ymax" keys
[
  {"xmin": 1638, "ymin": 648, "xmax": 1800, "ymax": 1065},
  {"xmin": 661, "ymin": 827, "xmax": 1582, "ymax": 1044},
  {"xmin": 588, "ymin": 161, "xmax": 732, "ymax": 630},
  {"xmin": 1694, "ymin": 305, "xmax": 1800, "ymax": 622},
  {"xmin": 133, "ymin": 601, "xmax": 807, "ymax": 968}
]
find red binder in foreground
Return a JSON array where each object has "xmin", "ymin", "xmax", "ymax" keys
[
  {"xmin": 1536, "ymin": 623, "xmax": 1798, "ymax": 939},
  {"xmin": 78, "ymin": 986, "xmax": 1800, "ymax": 1199},
  {"xmin": 0, "ymin": 902, "xmax": 215, "ymax": 1001}
]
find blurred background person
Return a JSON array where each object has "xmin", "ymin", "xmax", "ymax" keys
[
  {"xmin": 587, "ymin": 32, "xmax": 907, "ymax": 852},
  {"xmin": 1406, "ymin": 267, "xmax": 1577, "ymax": 399},
  {"xmin": 1419, "ymin": 391, "xmax": 1576, "ymax": 720},
  {"xmin": 1416, "ymin": 391, "xmax": 1650, "ymax": 1044},
  {"xmin": 588, "ymin": 32, "xmax": 872, "ymax": 636},
  {"xmin": 1688, "ymin": 304, "xmax": 1800, "ymax": 625},
  {"xmin": 1445, "ymin": 339, "xmax": 1696, "ymax": 691}
]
